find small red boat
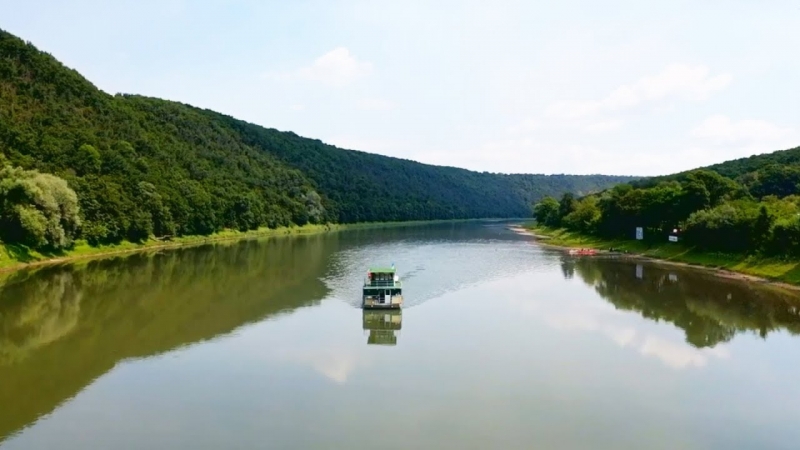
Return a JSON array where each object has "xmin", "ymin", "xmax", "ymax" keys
[{"xmin": 569, "ymin": 248, "xmax": 597, "ymax": 256}]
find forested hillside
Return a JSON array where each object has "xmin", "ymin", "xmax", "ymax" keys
[
  {"xmin": 534, "ymin": 145, "xmax": 800, "ymax": 257},
  {"xmin": 0, "ymin": 29, "xmax": 632, "ymax": 251},
  {"xmin": 631, "ymin": 145, "xmax": 800, "ymax": 189},
  {"xmin": 216, "ymin": 113, "xmax": 629, "ymax": 222}
]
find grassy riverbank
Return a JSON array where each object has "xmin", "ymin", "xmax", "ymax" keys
[
  {"xmin": 0, "ymin": 219, "xmax": 479, "ymax": 273},
  {"xmin": 525, "ymin": 225, "xmax": 800, "ymax": 285}
]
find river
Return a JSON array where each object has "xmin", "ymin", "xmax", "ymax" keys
[{"xmin": 1, "ymin": 222, "xmax": 799, "ymax": 449}]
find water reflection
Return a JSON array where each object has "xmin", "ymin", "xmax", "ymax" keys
[
  {"xmin": 0, "ymin": 221, "xmax": 532, "ymax": 444},
  {"xmin": 2, "ymin": 223, "xmax": 800, "ymax": 449},
  {"xmin": 563, "ymin": 255, "xmax": 800, "ymax": 348},
  {"xmin": 0, "ymin": 234, "xmax": 336, "ymax": 443},
  {"xmin": 362, "ymin": 310, "xmax": 402, "ymax": 346},
  {"xmin": 324, "ymin": 224, "xmax": 546, "ymax": 308}
]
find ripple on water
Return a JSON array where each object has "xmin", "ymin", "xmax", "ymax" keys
[{"xmin": 322, "ymin": 238, "xmax": 555, "ymax": 309}]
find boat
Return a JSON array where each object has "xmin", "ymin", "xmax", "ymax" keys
[
  {"xmin": 568, "ymin": 248, "xmax": 597, "ymax": 256},
  {"xmin": 362, "ymin": 265, "xmax": 403, "ymax": 309}
]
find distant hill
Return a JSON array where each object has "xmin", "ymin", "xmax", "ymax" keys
[
  {"xmin": 0, "ymin": 29, "xmax": 634, "ymax": 245},
  {"xmin": 632, "ymin": 145, "xmax": 800, "ymax": 189},
  {"xmin": 535, "ymin": 140, "xmax": 800, "ymax": 261},
  {"xmin": 704, "ymin": 146, "xmax": 800, "ymax": 179}
]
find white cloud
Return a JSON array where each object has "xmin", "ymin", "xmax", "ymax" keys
[
  {"xmin": 507, "ymin": 117, "xmax": 542, "ymax": 133},
  {"xmin": 510, "ymin": 287, "xmax": 733, "ymax": 371},
  {"xmin": 265, "ymin": 47, "xmax": 373, "ymax": 87},
  {"xmin": 544, "ymin": 310, "xmax": 731, "ymax": 370},
  {"xmin": 608, "ymin": 327, "xmax": 637, "ymax": 347},
  {"xmin": 268, "ymin": 344, "xmax": 370, "ymax": 384},
  {"xmin": 357, "ymin": 97, "xmax": 394, "ymax": 111},
  {"xmin": 639, "ymin": 336, "xmax": 730, "ymax": 369},
  {"xmin": 545, "ymin": 100, "xmax": 602, "ymax": 119},
  {"xmin": 692, "ymin": 114, "xmax": 795, "ymax": 144},
  {"xmin": 546, "ymin": 64, "xmax": 732, "ymax": 119},
  {"xmin": 297, "ymin": 47, "xmax": 373, "ymax": 87},
  {"xmin": 683, "ymin": 115, "xmax": 799, "ymax": 167},
  {"xmin": 290, "ymin": 104, "xmax": 305, "ymax": 111},
  {"xmin": 606, "ymin": 64, "xmax": 732, "ymax": 106},
  {"xmin": 584, "ymin": 119, "xmax": 625, "ymax": 132}
]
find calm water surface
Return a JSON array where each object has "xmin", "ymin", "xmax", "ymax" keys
[{"xmin": 2, "ymin": 222, "xmax": 800, "ymax": 449}]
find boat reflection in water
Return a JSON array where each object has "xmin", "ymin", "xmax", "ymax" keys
[{"xmin": 362, "ymin": 309, "xmax": 403, "ymax": 345}]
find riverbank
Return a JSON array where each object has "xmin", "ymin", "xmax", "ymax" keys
[
  {"xmin": 519, "ymin": 225, "xmax": 800, "ymax": 288},
  {"xmin": 0, "ymin": 219, "xmax": 482, "ymax": 273}
]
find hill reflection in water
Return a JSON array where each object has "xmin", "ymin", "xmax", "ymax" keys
[
  {"xmin": 0, "ymin": 221, "xmax": 539, "ymax": 443},
  {"xmin": 0, "ymin": 234, "xmax": 336, "ymax": 443},
  {"xmin": 562, "ymin": 255, "xmax": 800, "ymax": 348}
]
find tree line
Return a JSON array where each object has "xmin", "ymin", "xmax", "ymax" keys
[
  {"xmin": 534, "ymin": 162, "xmax": 800, "ymax": 257},
  {"xmin": 0, "ymin": 29, "xmax": 632, "ymax": 251}
]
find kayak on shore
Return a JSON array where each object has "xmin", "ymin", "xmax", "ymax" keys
[{"xmin": 568, "ymin": 248, "xmax": 597, "ymax": 256}]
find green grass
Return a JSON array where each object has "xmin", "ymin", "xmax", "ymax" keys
[
  {"xmin": 527, "ymin": 225, "xmax": 800, "ymax": 285},
  {"xmin": 0, "ymin": 225, "xmax": 328, "ymax": 271},
  {"xmin": 0, "ymin": 219, "xmax": 492, "ymax": 272}
]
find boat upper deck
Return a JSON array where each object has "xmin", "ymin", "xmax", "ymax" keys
[{"xmin": 364, "ymin": 267, "xmax": 401, "ymax": 289}]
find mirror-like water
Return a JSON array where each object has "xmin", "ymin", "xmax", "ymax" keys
[{"xmin": 1, "ymin": 222, "xmax": 799, "ymax": 449}]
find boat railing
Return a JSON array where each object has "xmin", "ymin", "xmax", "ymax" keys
[{"xmin": 364, "ymin": 280, "xmax": 401, "ymax": 288}]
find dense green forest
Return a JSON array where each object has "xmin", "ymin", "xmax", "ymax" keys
[
  {"xmin": 630, "ymin": 145, "xmax": 800, "ymax": 189},
  {"xmin": 534, "ymin": 149, "xmax": 800, "ymax": 257},
  {"xmin": 0, "ymin": 29, "xmax": 632, "ymax": 251}
]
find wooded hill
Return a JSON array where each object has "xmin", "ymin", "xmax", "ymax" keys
[
  {"xmin": 0, "ymin": 29, "xmax": 633, "ymax": 250},
  {"xmin": 631, "ymin": 145, "xmax": 800, "ymax": 189},
  {"xmin": 535, "ymin": 144, "xmax": 800, "ymax": 257}
]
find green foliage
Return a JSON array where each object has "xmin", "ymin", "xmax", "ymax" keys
[
  {"xmin": 769, "ymin": 216, "xmax": 800, "ymax": 256},
  {"xmin": 632, "ymin": 147, "xmax": 800, "ymax": 198},
  {"xmin": 558, "ymin": 193, "xmax": 577, "ymax": 219},
  {"xmin": 534, "ymin": 164, "xmax": 800, "ymax": 258},
  {"xmin": 532, "ymin": 196, "xmax": 560, "ymax": 226},
  {"xmin": 745, "ymin": 164, "xmax": 800, "ymax": 199},
  {"xmin": 0, "ymin": 28, "xmax": 634, "ymax": 250},
  {"xmin": 0, "ymin": 166, "xmax": 80, "ymax": 249},
  {"xmin": 683, "ymin": 202, "xmax": 761, "ymax": 252},
  {"xmin": 561, "ymin": 197, "xmax": 601, "ymax": 233},
  {"xmin": 74, "ymin": 144, "xmax": 101, "ymax": 176}
]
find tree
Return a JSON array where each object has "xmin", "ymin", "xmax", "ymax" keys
[
  {"xmin": 684, "ymin": 170, "xmax": 740, "ymax": 206},
  {"xmin": 747, "ymin": 164, "xmax": 800, "ymax": 199},
  {"xmin": 533, "ymin": 196, "xmax": 560, "ymax": 226},
  {"xmin": 683, "ymin": 202, "xmax": 760, "ymax": 252},
  {"xmin": 562, "ymin": 197, "xmax": 601, "ymax": 233},
  {"xmin": 73, "ymin": 144, "xmax": 101, "ymax": 176},
  {"xmin": 753, "ymin": 205, "xmax": 773, "ymax": 249},
  {"xmin": 558, "ymin": 193, "xmax": 577, "ymax": 221},
  {"xmin": 0, "ymin": 165, "xmax": 81, "ymax": 249}
]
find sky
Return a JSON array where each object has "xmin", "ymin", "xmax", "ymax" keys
[{"xmin": 1, "ymin": 0, "xmax": 799, "ymax": 176}]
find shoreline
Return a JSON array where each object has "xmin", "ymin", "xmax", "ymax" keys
[
  {"xmin": 508, "ymin": 224, "xmax": 800, "ymax": 292},
  {"xmin": 0, "ymin": 224, "xmax": 333, "ymax": 274},
  {"xmin": 0, "ymin": 219, "xmax": 490, "ymax": 274}
]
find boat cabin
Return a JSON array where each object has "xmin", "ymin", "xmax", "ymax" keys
[{"xmin": 362, "ymin": 266, "xmax": 403, "ymax": 309}]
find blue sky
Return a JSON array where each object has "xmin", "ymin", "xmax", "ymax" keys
[{"xmin": 2, "ymin": 0, "xmax": 799, "ymax": 175}]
